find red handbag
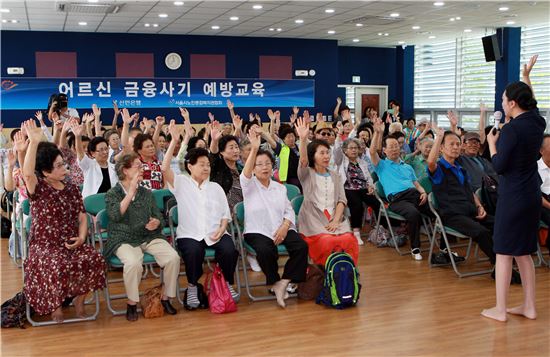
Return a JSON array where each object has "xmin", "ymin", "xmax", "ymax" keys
[{"xmin": 205, "ymin": 264, "xmax": 237, "ymax": 314}]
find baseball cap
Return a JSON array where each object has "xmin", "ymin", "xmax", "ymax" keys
[{"xmin": 463, "ymin": 132, "xmax": 481, "ymax": 142}]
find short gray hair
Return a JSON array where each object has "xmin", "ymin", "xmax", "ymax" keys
[
  {"xmin": 115, "ymin": 152, "xmax": 139, "ymax": 181},
  {"xmin": 342, "ymin": 138, "xmax": 361, "ymax": 151}
]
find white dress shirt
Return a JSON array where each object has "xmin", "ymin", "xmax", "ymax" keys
[
  {"xmin": 169, "ymin": 175, "xmax": 231, "ymax": 245},
  {"xmin": 240, "ymin": 174, "xmax": 296, "ymax": 240},
  {"xmin": 79, "ymin": 155, "xmax": 118, "ymax": 198},
  {"xmin": 538, "ymin": 158, "xmax": 550, "ymax": 195}
]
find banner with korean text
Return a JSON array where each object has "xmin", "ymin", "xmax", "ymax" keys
[{"xmin": 0, "ymin": 78, "xmax": 315, "ymax": 110}]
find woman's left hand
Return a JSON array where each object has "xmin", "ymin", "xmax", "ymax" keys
[
  {"xmin": 65, "ymin": 236, "xmax": 85, "ymax": 250},
  {"xmin": 145, "ymin": 218, "xmax": 160, "ymax": 231},
  {"xmin": 325, "ymin": 219, "xmax": 340, "ymax": 233}
]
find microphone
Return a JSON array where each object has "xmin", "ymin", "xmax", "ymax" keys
[{"xmin": 492, "ymin": 111, "xmax": 502, "ymax": 135}]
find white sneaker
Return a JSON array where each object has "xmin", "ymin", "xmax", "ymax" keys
[
  {"xmin": 411, "ymin": 248, "xmax": 423, "ymax": 261},
  {"xmin": 353, "ymin": 231, "xmax": 364, "ymax": 246},
  {"xmin": 247, "ymin": 255, "xmax": 262, "ymax": 272}
]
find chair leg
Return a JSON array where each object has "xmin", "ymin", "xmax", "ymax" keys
[{"xmin": 25, "ymin": 291, "xmax": 101, "ymax": 327}]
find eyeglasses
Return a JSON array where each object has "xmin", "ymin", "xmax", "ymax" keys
[
  {"xmin": 255, "ymin": 162, "xmax": 273, "ymax": 168},
  {"xmin": 346, "ymin": 146, "xmax": 359, "ymax": 150},
  {"xmin": 319, "ymin": 132, "xmax": 331, "ymax": 137},
  {"xmin": 53, "ymin": 161, "xmax": 68, "ymax": 169},
  {"xmin": 95, "ymin": 147, "xmax": 109, "ymax": 153}
]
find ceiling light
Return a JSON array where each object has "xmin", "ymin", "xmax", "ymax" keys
[
  {"xmin": 455, "ymin": 16, "xmax": 461, "ymax": 20},
  {"xmin": 269, "ymin": 28, "xmax": 274, "ymax": 31},
  {"xmin": 88, "ymin": 0, "xmax": 98, "ymax": 3},
  {"xmin": 253, "ymin": 5, "xmax": 263, "ymax": 10},
  {"xmin": 499, "ymin": 6, "xmax": 509, "ymax": 11},
  {"xmin": 327, "ymin": 30, "xmax": 335, "ymax": 34},
  {"xmin": 390, "ymin": 13, "xmax": 400, "ymax": 17},
  {"xmin": 429, "ymin": 35, "xmax": 436, "ymax": 39},
  {"xmin": 506, "ymin": 21, "xmax": 515, "ymax": 25},
  {"xmin": 450, "ymin": 17, "xmax": 455, "ymax": 21},
  {"xmin": 159, "ymin": 13, "xmax": 168, "ymax": 18},
  {"xmin": 0, "ymin": 8, "xmax": 10, "ymax": 13},
  {"xmin": 276, "ymin": 28, "xmax": 282, "ymax": 32},
  {"xmin": 295, "ymin": 19, "xmax": 304, "ymax": 24},
  {"xmin": 325, "ymin": 9, "xmax": 335, "ymax": 13},
  {"xmin": 356, "ymin": 23, "xmax": 363, "ymax": 27},
  {"xmin": 384, "ymin": 33, "xmax": 389, "ymax": 36},
  {"xmin": 144, "ymin": 23, "xmax": 150, "ymax": 27},
  {"xmin": 78, "ymin": 21, "xmax": 87, "ymax": 26},
  {"xmin": 10, "ymin": 19, "xmax": 17, "ymax": 23},
  {"xmin": 378, "ymin": 32, "xmax": 383, "ymax": 36},
  {"xmin": 153, "ymin": 24, "xmax": 159, "ymax": 27},
  {"xmin": 1, "ymin": 19, "xmax": 7, "ymax": 23},
  {"xmin": 398, "ymin": 41, "xmax": 405, "ymax": 44},
  {"xmin": 230, "ymin": 16, "xmax": 239, "ymax": 21},
  {"xmin": 352, "ymin": 39, "xmax": 360, "ymax": 42},
  {"xmin": 464, "ymin": 28, "xmax": 472, "ymax": 32},
  {"xmin": 211, "ymin": 25, "xmax": 220, "ymax": 30},
  {"xmin": 434, "ymin": 2, "xmax": 445, "ymax": 6},
  {"xmin": 174, "ymin": 1, "xmax": 184, "ymax": 5},
  {"xmin": 412, "ymin": 25, "xmax": 420, "ymax": 30}
]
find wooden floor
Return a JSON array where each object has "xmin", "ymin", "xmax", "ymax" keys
[{"xmin": 1, "ymin": 238, "xmax": 549, "ymax": 357}]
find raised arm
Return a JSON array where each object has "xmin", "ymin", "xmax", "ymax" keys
[
  {"xmin": 242, "ymin": 129, "xmax": 261, "ymax": 179},
  {"xmin": 369, "ymin": 117, "xmax": 384, "ymax": 167},
  {"xmin": 427, "ymin": 127, "xmax": 444, "ymax": 174},
  {"xmin": 522, "ymin": 54, "xmax": 538, "ymax": 97},
  {"xmin": 448, "ymin": 110, "xmax": 459, "ymax": 135},
  {"xmin": 479, "ymin": 103, "xmax": 487, "ymax": 144},
  {"xmin": 35, "ymin": 111, "xmax": 54, "ymax": 143},
  {"xmin": 295, "ymin": 117, "xmax": 310, "ymax": 168},
  {"xmin": 70, "ymin": 119, "xmax": 86, "ymax": 161},
  {"xmin": 21, "ymin": 120, "xmax": 44, "ymax": 195},
  {"xmin": 162, "ymin": 119, "xmax": 183, "ymax": 188},
  {"xmin": 59, "ymin": 119, "xmax": 72, "ymax": 149},
  {"xmin": 111, "ymin": 101, "xmax": 120, "ymax": 130},
  {"xmin": 232, "ymin": 114, "xmax": 243, "ymax": 138},
  {"xmin": 120, "ymin": 109, "xmax": 137, "ymax": 154},
  {"xmin": 176, "ymin": 107, "xmax": 193, "ymax": 161},
  {"xmin": 4, "ymin": 149, "xmax": 16, "ymax": 192},
  {"xmin": 227, "ymin": 99, "xmax": 236, "ymax": 120},
  {"xmin": 333, "ymin": 97, "xmax": 342, "ymax": 119},
  {"xmin": 209, "ymin": 121, "xmax": 222, "ymax": 154},
  {"xmin": 92, "ymin": 104, "xmax": 103, "ymax": 137},
  {"xmin": 152, "ymin": 116, "xmax": 165, "ymax": 150}
]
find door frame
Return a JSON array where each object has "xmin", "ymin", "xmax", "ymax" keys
[{"xmin": 338, "ymin": 84, "xmax": 388, "ymax": 121}]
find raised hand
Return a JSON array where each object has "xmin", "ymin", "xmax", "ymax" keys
[
  {"xmin": 255, "ymin": 113, "xmax": 261, "ymax": 123},
  {"xmin": 92, "ymin": 104, "xmax": 101, "ymax": 118},
  {"xmin": 523, "ymin": 54, "xmax": 538, "ymax": 78},
  {"xmin": 155, "ymin": 116, "xmax": 166, "ymax": 127},
  {"xmin": 479, "ymin": 102, "xmax": 487, "ymax": 113},
  {"xmin": 275, "ymin": 110, "xmax": 280, "ymax": 123},
  {"xmin": 13, "ymin": 131, "xmax": 28, "ymax": 153},
  {"xmin": 232, "ymin": 114, "xmax": 243, "ymax": 131},
  {"xmin": 247, "ymin": 128, "xmax": 261, "ymax": 149},
  {"xmin": 336, "ymin": 121, "xmax": 344, "ymax": 135},
  {"xmin": 226, "ymin": 99, "xmax": 234, "ymax": 110},
  {"xmin": 447, "ymin": 110, "xmax": 458, "ymax": 127},
  {"xmin": 290, "ymin": 113, "xmax": 297, "ymax": 125},
  {"xmin": 178, "ymin": 107, "xmax": 190, "ymax": 123},
  {"xmin": 303, "ymin": 110, "xmax": 311, "ymax": 123},
  {"xmin": 292, "ymin": 106, "xmax": 299, "ymax": 116},
  {"xmin": 113, "ymin": 101, "xmax": 120, "ymax": 117},
  {"xmin": 211, "ymin": 121, "xmax": 222, "ymax": 142},
  {"xmin": 249, "ymin": 113, "xmax": 255, "ymax": 122},
  {"xmin": 7, "ymin": 149, "xmax": 16, "ymax": 167},
  {"xmin": 373, "ymin": 116, "xmax": 385, "ymax": 133},
  {"xmin": 295, "ymin": 117, "xmax": 310, "ymax": 140},
  {"xmin": 208, "ymin": 112, "xmax": 215, "ymax": 122},
  {"xmin": 121, "ymin": 108, "xmax": 133, "ymax": 125},
  {"xmin": 69, "ymin": 118, "xmax": 84, "ymax": 137},
  {"xmin": 23, "ymin": 119, "xmax": 44, "ymax": 143},
  {"xmin": 168, "ymin": 119, "xmax": 183, "ymax": 139},
  {"xmin": 267, "ymin": 109, "xmax": 276, "ymax": 121},
  {"xmin": 35, "ymin": 111, "xmax": 44, "ymax": 124},
  {"xmin": 316, "ymin": 112, "xmax": 324, "ymax": 123},
  {"xmin": 336, "ymin": 97, "xmax": 342, "ymax": 105}
]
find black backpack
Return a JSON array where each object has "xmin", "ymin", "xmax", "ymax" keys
[{"xmin": 1, "ymin": 292, "xmax": 27, "ymax": 328}]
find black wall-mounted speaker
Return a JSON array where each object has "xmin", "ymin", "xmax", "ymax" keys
[{"xmin": 482, "ymin": 34, "xmax": 502, "ymax": 62}]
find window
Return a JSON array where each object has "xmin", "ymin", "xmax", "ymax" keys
[{"xmin": 520, "ymin": 24, "xmax": 550, "ymax": 109}]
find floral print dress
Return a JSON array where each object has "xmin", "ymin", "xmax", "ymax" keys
[{"xmin": 23, "ymin": 178, "xmax": 106, "ymax": 315}]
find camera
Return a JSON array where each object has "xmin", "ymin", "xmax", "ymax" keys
[{"xmin": 47, "ymin": 93, "xmax": 69, "ymax": 114}]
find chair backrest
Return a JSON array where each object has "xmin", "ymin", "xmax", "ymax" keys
[
  {"xmin": 84, "ymin": 193, "xmax": 106, "ymax": 216},
  {"xmin": 96, "ymin": 209, "xmax": 109, "ymax": 230},
  {"xmin": 428, "ymin": 192, "xmax": 439, "ymax": 211},
  {"xmin": 374, "ymin": 181, "xmax": 387, "ymax": 201},
  {"xmin": 291, "ymin": 195, "xmax": 304, "ymax": 215},
  {"xmin": 234, "ymin": 202, "xmax": 244, "ymax": 225},
  {"xmin": 170, "ymin": 205, "xmax": 178, "ymax": 226},
  {"xmin": 418, "ymin": 176, "xmax": 432, "ymax": 194},
  {"xmin": 22, "ymin": 199, "xmax": 30, "ymax": 216},
  {"xmin": 153, "ymin": 189, "xmax": 173, "ymax": 212},
  {"xmin": 284, "ymin": 184, "xmax": 300, "ymax": 201},
  {"xmin": 25, "ymin": 216, "xmax": 31, "ymax": 232}
]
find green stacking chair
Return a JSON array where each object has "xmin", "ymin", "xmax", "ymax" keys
[{"xmin": 283, "ymin": 183, "xmax": 301, "ymax": 201}]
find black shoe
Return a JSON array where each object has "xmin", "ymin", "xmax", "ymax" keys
[
  {"xmin": 126, "ymin": 304, "xmax": 138, "ymax": 322},
  {"xmin": 491, "ymin": 269, "xmax": 522, "ymax": 285},
  {"xmin": 161, "ymin": 299, "xmax": 178, "ymax": 315},
  {"xmin": 442, "ymin": 249, "xmax": 465, "ymax": 263},
  {"xmin": 430, "ymin": 252, "xmax": 449, "ymax": 265}
]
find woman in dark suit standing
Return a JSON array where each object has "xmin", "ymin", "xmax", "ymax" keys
[{"xmin": 483, "ymin": 61, "xmax": 544, "ymax": 322}]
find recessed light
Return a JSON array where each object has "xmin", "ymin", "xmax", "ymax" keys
[
  {"xmin": 390, "ymin": 13, "xmax": 400, "ymax": 17},
  {"xmin": 378, "ymin": 32, "xmax": 383, "ymax": 36},
  {"xmin": 1, "ymin": 19, "xmax": 7, "ymax": 23},
  {"xmin": 429, "ymin": 35, "xmax": 436, "ymax": 39},
  {"xmin": 269, "ymin": 28, "xmax": 274, "ymax": 31},
  {"xmin": 276, "ymin": 28, "xmax": 282, "ymax": 32},
  {"xmin": 78, "ymin": 21, "xmax": 87, "ymax": 26},
  {"xmin": 159, "ymin": 13, "xmax": 168, "ymax": 18},
  {"xmin": 464, "ymin": 28, "xmax": 472, "ymax": 32},
  {"xmin": 144, "ymin": 23, "xmax": 150, "ymax": 27},
  {"xmin": 356, "ymin": 23, "xmax": 363, "ymax": 27},
  {"xmin": 327, "ymin": 30, "xmax": 335, "ymax": 34},
  {"xmin": 384, "ymin": 33, "xmax": 389, "ymax": 36},
  {"xmin": 412, "ymin": 25, "xmax": 421, "ymax": 30},
  {"xmin": 398, "ymin": 41, "xmax": 405, "ymax": 44},
  {"xmin": 506, "ymin": 21, "xmax": 515, "ymax": 25},
  {"xmin": 434, "ymin": 2, "xmax": 445, "ymax": 6},
  {"xmin": 10, "ymin": 19, "xmax": 18, "ymax": 23},
  {"xmin": 0, "ymin": 8, "xmax": 10, "ymax": 13},
  {"xmin": 352, "ymin": 39, "xmax": 360, "ymax": 42},
  {"xmin": 450, "ymin": 17, "xmax": 455, "ymax": 21},
  {"xmin": 295, "ymin": 19, "xmax": 304, "ymax": 24},
  {"xmin": 174, "ymin": 1, "xmax": 184, "ymax": 5},
  {"xmin": 211, "ymin": 25, "xmax": 220, "ymax": 30},
  {"xmin": 455, "ymin": 16, "xmax": 461, "ymax": 20},
  {"xmin": 499, "ymin": 6, "xmax": 509, "ymax": 11},
  {"xmin": 230, "ymin": 16, "xmax": 239, "ymax": 21},
  {"xmin": 88, "ymin": 0, "xmax": 98, "ymax": 3},
  {"xmin": 253, "ymin": 5, "xmax": 263, "ymax": 10},
  {"xmin": 153, "ymin": 24, "xmax": 159, "ymax": 27},
  {"xmin": 325, "ymin": 9, "xmax": 335, "ymax": 13}
]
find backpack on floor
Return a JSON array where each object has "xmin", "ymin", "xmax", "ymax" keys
[
  {"xmin": 1, "ymin": 291, "xmax": 27, "ymax": 328},
  {"xmin": 316, "ymin": 252, "xmax": 361, "ymax": 309}
]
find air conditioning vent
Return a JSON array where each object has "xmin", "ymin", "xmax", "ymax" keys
[
  {"xmin": 347, "ymin": 15, "xmax": 404, "ymax": 26},
  {"xmin": 56, "ymin": 2, "xmax": 122, "ymax": 14}
]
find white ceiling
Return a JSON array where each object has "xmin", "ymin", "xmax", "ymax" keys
[{"xmin": 0, "ymin": 0, "xmax": 548, "ymax": 47}]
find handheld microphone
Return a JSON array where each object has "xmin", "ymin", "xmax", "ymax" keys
[{"xmin": 492, "ymin": 111, "xmax": 502, "ymax": 135}]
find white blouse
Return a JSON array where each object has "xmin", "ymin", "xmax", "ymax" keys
[
  {"xmin": 169, "ymin": 175, "xmax": 231, "ymax": 245},
  {"xmin": 313, "ymin": 173, "xmax": 335, "ymax": 218},
  {"xmin": 79, "ymin": 155, "xmax": 118, "ymax": 198},
  {"xmin": 240, "ymin": 174, "xmax": 296, "ymax": 240}
]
